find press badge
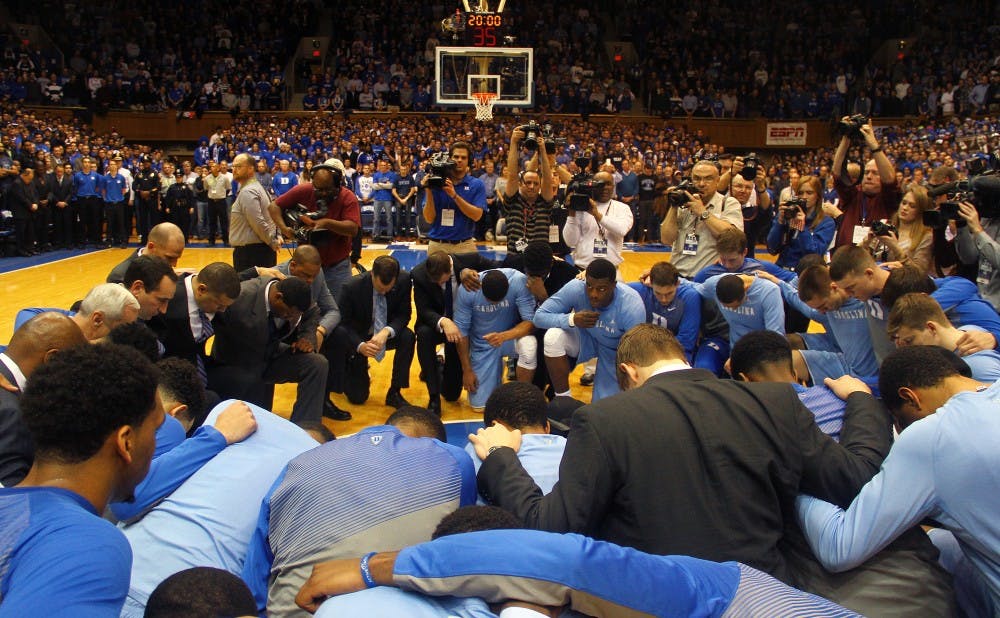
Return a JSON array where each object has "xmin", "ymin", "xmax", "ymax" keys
[
  {"xmin": 978, "ymin": 258, "xmax": 994, "ymax": 285},
  {"xmin": 441, "ymin": 209, "xmax": 455, "ymax": 227},
  {"xmin": 549, "ymin": 225, "xmax": 560, "ymax": 243},
  {"xmin": 682, "ymin": 232, "xmax": 699, "ymax": 256},
  {"xmin": 852, "ymin": 225, "xmax": 871, "ymax": 245},
  {"xmin": 593, "ymin": 238, "xmax": 608, "ymax": 255},
  {"xmin": 515, "ymin": 237, "xmax": 528, "ymax": 252}
]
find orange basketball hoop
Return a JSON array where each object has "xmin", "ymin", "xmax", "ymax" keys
[{"xmin": 472, "ymin": 92, "xmax": 498, "ymax": 121}]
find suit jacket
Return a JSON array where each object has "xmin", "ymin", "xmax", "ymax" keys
[
  {"xmin": 335, "ymin": 271, "xmax": 412, "ymax": 351},
  {"xmin": 411, "ymin": 252, "xmax": 498, "ymax": 330},
  {"xmin": 47, "ymin": 172, "xmax": 73, "ymax": 204},
  {"xmin": 6, "ymin": 179, "xmax": 37, "ymax": 220},
  {"xmin": 107, "ymin": 248, "xmax": 141, "ymax": 283},
  {"xmin": 0, "ymin": 362, "xmax": 32, "ymax": 487},
  {"xmin": 148, "ymin": 273, "xmax": 211, "ymax": 367},
  {"xmin": 211, "ymin": 277, "xmax": 305, "ymax": 372},
  {"xmin": 478, "ymin": 369, "xmax": 892, "ymax": 584}
]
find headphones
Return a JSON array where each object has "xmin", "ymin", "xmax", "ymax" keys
[{"xmin": 312, "ymin": 161, "xmax": 343, "ymax": 189}]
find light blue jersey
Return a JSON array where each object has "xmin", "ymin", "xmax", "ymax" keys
[
  {"xmin": 534, "ymin": 280, "xmax": 645, "ymax": 401},
  {"xmin": 777, "ymin": 280, "xmax": 878, "ymax": 379},
  {"xmin": 454, "ymin": 269, "xmax": 536, "ymax": 407},
  {"xmin": 695, "ymin": 275, "xmax": 785, "ymax": 345},
  {"xmin": 797, "ymin": 381, "xmax": 1000, "ymax": 614}
]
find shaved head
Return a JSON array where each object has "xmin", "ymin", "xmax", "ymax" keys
[{"xmin": 5, "ymin": 312, "xmax": 87, "ymax": 378}]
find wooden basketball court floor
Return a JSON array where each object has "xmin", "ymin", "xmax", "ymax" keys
[{"xmin": 0, "ymin": 244, "xmax": 676, "ymax": 435}]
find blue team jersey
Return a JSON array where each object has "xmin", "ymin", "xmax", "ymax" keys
[
  {"xmin": 693, "ymin": 257, "xmax": 797, "ymax": 284},
  {"xmin": 427, "ymin": 174, "xmax": 486, "ymax": 241},
  {"xmin": 454, "ymin": 269, "xmax": 536, "ymax": 342},
  {"xmin": 0, "ymin": 487, "xmax": 132, "ymax": 616},
  {"xmin": 696, "ymin": 275, "xmax": 785, "ymax": 345},
  {"xmin": 628, "ymin": 280, "xmax": 702, "ymax": 361},
  {"xmin": 534, "ymin": 280, "xmax": 646, "ymax": 401},
  {"xmin": 778, "ymin": 281, "xmax": 878, "ymax": 379}
]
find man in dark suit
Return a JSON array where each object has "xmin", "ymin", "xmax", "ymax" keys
[
  {"xmin": 209, "ymin": 276, "xmax": 327, "ymax": 426},
  {"xmin": 147, "ymin": 262, "xmax": 240, "ymax": 388},
  {"xmin": 469, "ymin": 323, "xmax": 892, "ymax": 587},
  {"xmin": 330, "ymin": 255, "xmax": 413, "ymax": 410},
  {"xmin": 107, "ymin": 222, "xmax": 186, "ymax": 284},
  {"xmin": 47, "ymin": 162, "xmax": 75, "ymax": 249},
  {"xmin": 0, "ymin": 312, "xmax": 86, "ymax": 486},
  {"xmin": 7, "ymin": 166, "xmax": 39, "ymax": 256},
  {"xmin": 412, "ymin": 250, "xmax": 499, "ymax": 414}
]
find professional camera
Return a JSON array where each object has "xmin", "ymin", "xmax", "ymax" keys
[
  {"xmin": 282, "ymin": 203, "xmax": 332, "ymax": 246},
  {"xmin": 668, "ymin": 178, "xmax": 698, "ymax": 208},
  {"xmin": 781, "ymin": 197, "xmax": 808, "ymax": 218},
  {"xmin": 566, "ymin": 174, "xmax": 605, "ymax": 211},
  {"xmin": 740, "ymin": 152, "xmax": 762, "ymax": 182},
  {"xmin": 838, "ymin": 114, "xmax": 869, "ymax": 138},
  {"xmin": 425, "ymin": 152, "xmax": 457, "ymax": 189},
  {"xmin": 924, "ymin": 174, "xmax": 1000, "ymax": 229},
  {"xmin": 870, "ymin": 220, "xmax": 898, "ymax": 237},
  {"xmin": 519, "ymin": 122, "xmax": 542, "ymax": 151}
]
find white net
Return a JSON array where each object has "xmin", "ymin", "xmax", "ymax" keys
[{"xmin": 473, "ymin": 93, "xmax": 497, "ymax": 121}]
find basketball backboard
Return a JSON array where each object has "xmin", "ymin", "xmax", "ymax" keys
[{"xmin": 434, "ymin": 46, "xmax": 534, "ymax": 108}]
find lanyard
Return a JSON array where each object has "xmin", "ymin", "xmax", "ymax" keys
[{"xmin": 597, "ymin": 201, "xmax": 612, "ymax": 239}]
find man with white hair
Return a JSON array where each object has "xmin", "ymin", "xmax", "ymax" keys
[{"xmin": 70, "ymin": 283, "xmax": 140, "ymax": 340}]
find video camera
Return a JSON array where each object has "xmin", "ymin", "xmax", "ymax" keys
[
  {"xmin": 566, "ymin": 172, "xmax": 606, "ymax": 211},
  {"xmin": 740, "ymin": 152, "xmax": 762, "ymax": 182},
  {"xmin": 425, "ymin": 152, "xmax": 458, "ymax": 189},
  {"xmin": 924, "ymin": 173, "xmax": 1000, "ymax": 229},
  {"xmin": 838, "ymin": 114, "xmax": 869, "ymax": 139},
  {"xmin": 282, "ymin": 203, "xmax": 332, "ymax": 246},
  {"xmin": 668, "ymin": 178, "xmax": 698, "ymax": 208},
  {"xmin": 518, "ymin": 122, "xmax": 566, "ymax": 154}
]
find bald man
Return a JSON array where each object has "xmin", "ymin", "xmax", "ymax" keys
[
  {"xmin": 0, "ymin": 312, "xmax": 87, "ymax": 486},
  {"xmin": 107, "ymin": 222, "xmax": 186, "ymax": 284},
  {"xmin": 230, "ymin": 153, "xmax": 280, "ymax": 272},
  {"xmin": 71, "ymin": 283, "xmax": 141, "ymax": 341}
]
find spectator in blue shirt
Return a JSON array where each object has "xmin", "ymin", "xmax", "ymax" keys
[
  {"xmin": 102, "ymin": 158, "xmax": 129, "ymax": 247},
  {"xmin": 371, "ymin": 158, "xmax": 397, "ymax": 240},
  {"xmin": 767, "ymin": 175, "xmax": 836, "ymax": 270},
  {"xmin": 271, "ymin": 159, "xmax": 298, "ymax": 198},
  {"xmin": 616, "ymin": 158, "xmax": 640, "ymax": 241}
]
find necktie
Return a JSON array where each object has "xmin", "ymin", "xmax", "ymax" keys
[
  {"xmin": 443, "ymin": 276, "xmax": 454, "ymax": 319},
  {"xmin": 195, "ymin": 310, "xmax": 214, "ymax": 386},
  {"xmin": 373, "ymin": 293, "xmax": 387, "ymax": 362}
]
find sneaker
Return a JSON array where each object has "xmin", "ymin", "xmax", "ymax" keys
[{"xmin": 580, "ymin": 373, "xmax": 595, "ymax": 387}]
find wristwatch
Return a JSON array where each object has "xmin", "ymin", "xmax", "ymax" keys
[{"xmin": 699, "ymin": 211, "xmax": 711, "ymax": 221}]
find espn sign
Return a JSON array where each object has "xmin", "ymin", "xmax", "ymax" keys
[{"xmin": 766, "ymin": 123, "xmax": 807, "ymax": 146}]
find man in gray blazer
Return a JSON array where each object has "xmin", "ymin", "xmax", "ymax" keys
[{"xmin": 208, "ymin": 276, "xmax": 327, "ymax": 425}]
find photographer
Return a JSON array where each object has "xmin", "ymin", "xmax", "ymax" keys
[
  {"xmin": 726, "ymin": 156, "xmax": 772, "ymax": 252},
  {"xmin": 868, "ymin": 186, "xmax": 934, "ymax": 275},
  {"xmin": 502, "ymin": 125, "xmax": 556, "ymax": 256},
  {"xmin": 955, "ymin": 196, "xmax": 1000, "ymax": 311},
  {"xmin": 660, "ymin": 160, "xmax": 743, "ymax": 277},
  {"xmin": 268, "ymin": 158, "xmax": 360, "ymax": 297},
  {"xmin": 766, "ymin": 176, "xmax": 835, "ymax": 271},
  {"xmin": 562, "ymin": 170, "xmax": 633, "ymax": 272},
  {"xmin": 830, "ymin": 116, "xmax": 899, "ymax": 250},
  {"xmin": 422, "ymin": 141, "xmax": 485, "ymax": 255}
]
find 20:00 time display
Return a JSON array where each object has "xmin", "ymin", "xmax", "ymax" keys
[{"xmin": 467, "ymin": 13, "xmax": 503, "ymax": 27}]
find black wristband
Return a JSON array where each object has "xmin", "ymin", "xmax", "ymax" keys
[{"xmin": 870, "ymin": 147, "xmax": 882, "ymax": 153}]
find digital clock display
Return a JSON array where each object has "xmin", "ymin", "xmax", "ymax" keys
[{"xmin": 464, "ymin": 12, "xmax": 505, "ymax": 47}]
